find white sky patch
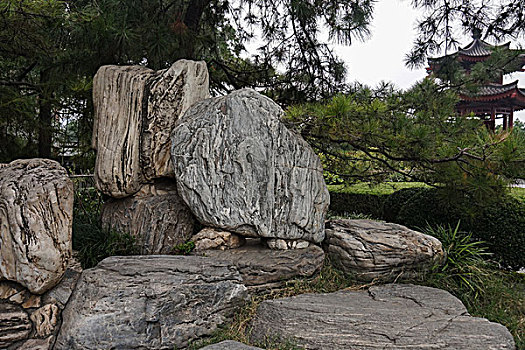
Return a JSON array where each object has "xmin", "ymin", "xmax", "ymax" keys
[{"xmin": 330, "ymin": 0, "xmax": 525, "ymax": 122}]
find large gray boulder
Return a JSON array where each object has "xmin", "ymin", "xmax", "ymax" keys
[
  {"xmin": 251, "ymin": 284, "xmax": 515, "ymax": 349},
  {"xmin": 54, "ymin": 256, "xmax": 249, "ymax": 350},
  {"xmin": 171, "ymin": 89, "xmax": 329, "ymax": 243},
  {"xmin": 92, "ymin": 60, "xmax": 209, "ymax": 198},
  {"xmin": 0, "ymin": 159, "xmax": 73, "ymax": 294},
  {"xmin": 194, "ymin": 239, "xmax": 324, "ymax": 292},
  {"xmin": 324, "ymin": 219, "xmax": 444, "ymax": 281},
  {"xmin": 101, "ymin": 180, "xmax": 195, "ymax": 254}
]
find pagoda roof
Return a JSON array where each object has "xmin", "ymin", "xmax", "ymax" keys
[
  {"xmin": 460, "ymin": 80, "xmax": 525, "ymax": 110},
  {"xmin": 458, "ymin": 38, "xmax": 510, "ymax": 58}
]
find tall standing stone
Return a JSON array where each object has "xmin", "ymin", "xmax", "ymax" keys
[
  {"xmin": 0, "ymin": 159, "xmax": 73, "ymax": 294},
  {"xmin": 171, "ymin": 89, "xmax": 329, "ymax": 243},
  {"xmin": 92, "ymin": 60, "xmax": 210, "ymax": 198},
  {"xmin": 92, "ymin": 65, "xmax": 153, "ymax": 198},
  {"xmin": 142, "ymin": 60, "xmax": 210, "ymax": 180}
]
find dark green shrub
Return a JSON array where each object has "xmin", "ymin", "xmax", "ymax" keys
[
  {"xmin": 72, "ymin": 182, "xmax": 139, "ymax": 269},
  {"xmin": 381, "ymin": 187, "xmax": 423, "ymax": 222},
  {"xmin": 394, "ymin": 188, "xmax": 465, "ymax": 229},
  {"xmin": 328, "ymin": 192, "xmax": 387, "ymax": 218},
  {"xmin": 470, "ymin": 197, "xmax": 525, "ymax": 270}
]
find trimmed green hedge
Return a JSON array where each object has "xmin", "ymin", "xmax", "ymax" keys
[{"xmin": 329, "ymin": 192, "xmax": 387, "ymax": 219}]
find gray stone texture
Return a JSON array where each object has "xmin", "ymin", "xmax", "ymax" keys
[
  {"xmin": 0, "ymin": 258, "xmax": 82, "ymax": 349},
  {"xmin": 200, "ymin": 340, "xmax": 263, "ymax": 350},
  {"xmin": 325, "ymin": 219, "xmax": 444, "ymax": 281},
  {"xmin": 0, "ymin": 159, "xmax": 73, "ymax": 294},
  {"xmin": 171, "ymin": 88, "xmax": 329, "ymax": 243},
  {"xmin": 194, "ymin": 239, "xmax": 324, "ymax": 292},
  {"xmin": 92, "ymin": 60, "xmax": 209, "ymax": 197},
  {"xmin": 101, "ymin": 180, "xmax": 195, "ymax": 254},
  {"xmin": 250, "ymin": 284, "xmax": 515, "ymax": 349},
  {"xmin": 54, "ymin": 255, "xmax": 249, "ymax": 350}
]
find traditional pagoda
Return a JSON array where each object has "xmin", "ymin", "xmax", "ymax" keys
[{"xmin": 427, "ymin": 30, "xmax": 525, "ymax": 131}]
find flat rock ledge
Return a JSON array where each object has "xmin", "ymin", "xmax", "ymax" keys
[
  {"xmin": 200, "ymin": 340, "xmax": 263, "ymax": 349},
  {"xmin": 193, "ymin": 239, "xmax": 324, "ymax": 292},
  {"xmin": 250, "ymin": 284, "xmax": 515, "ymax": 349},
  {"xmin": 325, "ymin": 219, "xmax": 444, "ymax": 281},
  {"xmin": 54, "ymin": 256, "xmax": 249, "ymax": 350}
]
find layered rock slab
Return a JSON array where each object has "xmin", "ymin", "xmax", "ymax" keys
[
  {"xmin": 200, "ymin": 340, "xmax": 263, "ymax": 349},
  {"xmin": 193, "ymin": 239, "xmax": 324, "ymax": 292},
  {"xmin": 171, "ymin": 88, "xmax": 329, "ymax": 243},
  {"xmin": 251, "ymin": 284, "xmax": 515, "ymax": 349},
  {"xmin": 0, "ymin": 159, "xmax": 73, "ymax": 294},
  {"xmin": 101, "ymin": 180, "xmax": 195, "ymax": 254},
  {"xmin": 324, "ymin": 219, "xmax": 444, "ymax": 281},
  {"xmin": 0, "ymin": 258, "xmax": 82, "ymax": 349},
  {"xmin": 54, "ymin": 256, "xmax": 249, "ymax": 350},
  {"xmin": 92, "ymin": 60, "xmax": 209, "ymax": 197}
]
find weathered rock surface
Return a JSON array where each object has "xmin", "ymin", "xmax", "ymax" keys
[
  {"xmin": 101, "ymin": 180, "xmax": 195, "ymax": 254},
  {"xmin": 0, "ymin": 159, "xmax": 73, "ymax": 294},
  {"xmin": 0, "ymin": 258, "xmax": 82, "ymax": 349},
  {"xmin": 0, "ymin": 303, "xmax": 31, "ymax": 348},
  {"xmin": 92, "ymin": 65, "xmax": 153, "ymax": 197},
  {"xmin": 265, "ymin": 238, "xmax": 309, "ymax": 250},
  {"xmin": 142, "ymin": 60, "xmax": 210, "ymax": 179},
  {"xmin": 55, "ymin": 255, "xmax": 249, "ymax": 350},
  {"xmin": 194, "ymin": 239, "xmax": 324, "ymax": 292},
  {"xmin": 200, "ymin": 340, "xmax": 263, "ymax": 350},
  {"xmin": 251, "ymin": 284, "xmax": 515, "ymax": 349},
  {"xmin": 172, "ymin": 88, "xmax": 329, "ymax": 243},
  {"xmin": 192, "ymin": 228, "xmax": 245, "ymax": 251},
  {"xmin": 324, "ymin": 219, "xmax": 444, "ymax": 281},
  {"xmin": 92, "ymin": 60, "xmax": 209, "ymax": 197}
]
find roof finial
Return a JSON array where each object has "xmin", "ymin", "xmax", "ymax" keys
[{"xmin": 472, "ymin": 27, "xmax": 482, "ymax": 40}]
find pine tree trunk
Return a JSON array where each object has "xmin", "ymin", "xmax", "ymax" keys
[{"xmin": 182, "ymin": 0, "xmax": 210, "ymax": 59}]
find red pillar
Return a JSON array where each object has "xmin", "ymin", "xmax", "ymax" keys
[
  {"xmin": 503, "ymin": 115, "xmax": 508, "ymax": 130},
  {"xmin": 490, "ymin": 108, "xmax": 496, "ymax": 131},
  {"xmin": 509, "ymin": 108, "xmax": 514, "ymax": 129}
]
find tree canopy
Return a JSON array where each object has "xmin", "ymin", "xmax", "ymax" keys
[{"xmin": 0, "ymin": 0, "xmax": 524, "ymax": 181}]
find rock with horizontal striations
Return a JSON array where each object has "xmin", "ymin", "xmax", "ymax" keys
[
  {"xmin": 0, "ymin": 303, "xmax": 32, "ymax": 348},
  {"xmin": 324, "ymin": 219, "xmax": 444, "ymax": 281},
  {"xmin": 101, "ymin": 180, "xmax": 195, "ymax": 254},
  {"xmin": 171, "ymin": 88, "xmax": 329, "ymax": 243},
  {"xmin": 194, "ymin": 239, "xmax": 324, "ymax": 292},
  {"xmin": 250, "ymin": 284, "xmax": 515, "ymax": 349},
  {"xmin": 200, "ymin": 340, "xmax": 263, "ymax": 350},
  {"xmin": 0, "ymin": 159, "xmax": 73, "ymax": 294},
  {"xmin": 92, "ymin": 60, "xmax": 209, "ymax": 198},
  {"xmin": 192, "ymin": 228, "xmax": 245, "ymax": 251},
  {"xmin": 54, "ymin": 255, "xmax": 249, "ymax": 350}
]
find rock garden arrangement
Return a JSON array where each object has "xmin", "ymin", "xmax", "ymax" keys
[{"xmin": 0, "ymin": 60, "xmax": 516, "ymax": 349}]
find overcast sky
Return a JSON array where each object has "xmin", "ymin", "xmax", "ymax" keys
[{"xmin": 330, "ymin": 0, "xmax": 525, "ymax": 122}]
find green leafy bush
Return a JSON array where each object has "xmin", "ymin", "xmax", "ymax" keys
[
  {"xmin": 381, "ymin": 187, "xmax": 422, "ymax": 222},
  {"xmin": 471, "ymin": 197, "xmax": 525, "ymax": 270},
  {"xmin": 329, "ymin": 192, "xmax": 386, "ymax": 219}
]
